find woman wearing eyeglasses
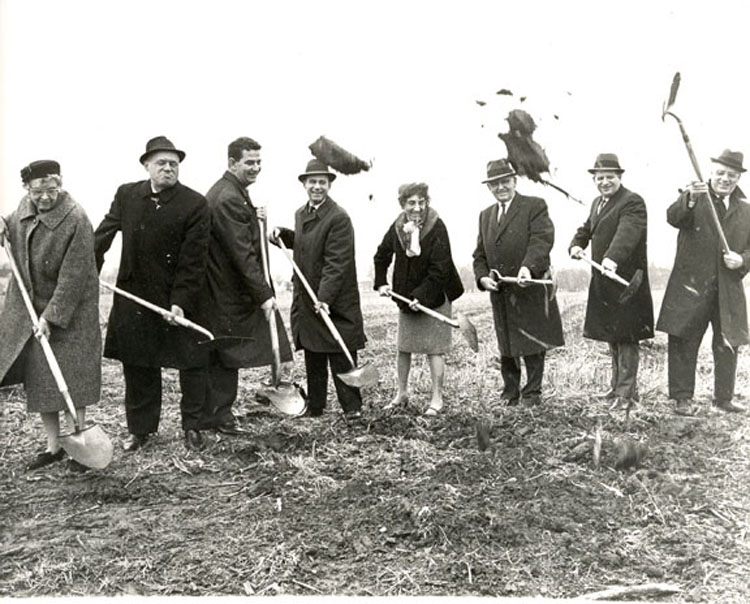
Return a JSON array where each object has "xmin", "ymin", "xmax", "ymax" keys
[
  {"xmin": 0, "ymin": 160, "xmax": 101, "ymax": 472},
  {"xmin": 373, "ymin": 183, "xmax": 464, "ymax": 416}
]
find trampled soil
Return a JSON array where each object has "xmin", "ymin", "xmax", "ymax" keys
[{"xmin": 1, "ymin": 291, "xmax": 748, "ymax": 600}]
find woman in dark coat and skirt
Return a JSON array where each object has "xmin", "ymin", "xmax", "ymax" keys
[{"xmin": 374, "ymin": 183, "xmax": 464, "ymax": 415}]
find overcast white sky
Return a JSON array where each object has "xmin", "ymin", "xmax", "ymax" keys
[{"xmin": 2, "ymin": 0, "xmax": 749, "ymax": 279}]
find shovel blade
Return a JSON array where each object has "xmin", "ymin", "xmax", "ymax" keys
[
  {"xmin": 60, "ymin": 424, "xmax": 114, "ymax": 469},
  {"xmin": 257, "ymin": 381, "xmax": 308, "ymax": 416},
  {"xmin": 618, "ymin": 269, "xmax": 644, "ymax": 304},
  {"xmin": 455, "ymin": 311, "xmax": 479, "ymax": 352},
  {"xmin": 338, "ymin": 362, "xmax": 379, "ymax": 388}
]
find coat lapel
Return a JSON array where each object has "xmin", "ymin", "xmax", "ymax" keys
[{"xmin": 496, "ymin": 196, "xmax": 522, "ymax": 240}]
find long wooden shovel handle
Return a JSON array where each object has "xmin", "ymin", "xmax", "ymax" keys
[
  {"xmin": 575, "ymin": 255, "xmax": 630, "ymax": 287},
  {"xmin": 99, "ymin": 279, "xmax": 215, "ymax": 341},
  {"xmin": 665, "ymin": 113, "xmax": 731, "ymax": 253},
  {"xmin": 386, "ymin": 289, "xmax": 460, "ymax": 328},
  {"xmin": 257, "ymin": 218, "xmax": 282, "ymax": 386},
  {"xmin": 2, "ymin": 239, "xmax": 80, "ymax": 426},
  {"xmin": 489, "ymin": 270, "xmax": 553, "ymax": 285},
  {"xmin": 276, "ymin": 239, "xmax": 356, "ymax": 369}
]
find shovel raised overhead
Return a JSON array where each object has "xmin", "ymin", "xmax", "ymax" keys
[{"xmin": 3, "ymin": 239, "xmax": 114, "ymax": 470}]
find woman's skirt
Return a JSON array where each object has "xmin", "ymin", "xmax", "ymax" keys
[{"xmin": 397, "ymin": 299, "xmax": 452, "ymax": 354}]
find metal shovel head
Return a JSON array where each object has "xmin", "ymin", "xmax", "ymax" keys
[
  {"xmin": 257, "ymin": 381, "xmax": 308, "ymax": 416},
  {"xmin": 618, "ymin": 269, "xmax": 644, "ymax": 305},
  {"xmin": 337, "ymin": 362, "xmax": 380, "ymax": 388},
  {"xmin": 60, "ymin": 424, "xmax": 114, "ymax": 469},
  {"xmin": 455, "ymin": 311, "xmax": 479, "ymax": 352}
]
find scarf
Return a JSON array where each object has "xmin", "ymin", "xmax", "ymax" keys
[{"xmin": 394, "ymin": 206, "xmax": 439, "ymax": 257}]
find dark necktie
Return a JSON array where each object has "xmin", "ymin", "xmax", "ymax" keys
[
  {"xmin": 498, "ymin": 202, "xmax": 507, "ymax": 224},
  {"xmin": 597, "ymin": 197, "xmax": 608, "ymax": 216},
  {"xmin": 715, "ymin": 196, "xmax": 727, "ymax": 221}
]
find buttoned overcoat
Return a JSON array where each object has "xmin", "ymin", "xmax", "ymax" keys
[
  {"xmin": 0, "ymin": 192, "xmax": 101, "ymax": 412},
  {"xmin": 204, "ymin": 172, "xmax": 293, "ymax": 367},
  {"xmin": 94, "ymin": 180, "xmax": 210, "ymax": 368},
  {"xmin": 569, "ymin": 185, "xmax": 654, "ymax": 343},
  {"xmin": 473, "ymin": 193, "xmax": 564, "ymax": 357},
  {"xmin": 656, "ymin": 188, "xmax": 750, "ymax": 347},
  {"xmin": 278, "ymin": 198, "xmax": 366, "ymax": 353}
]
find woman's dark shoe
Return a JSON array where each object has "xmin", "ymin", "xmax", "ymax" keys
[{"xmin": 26, "ymin": 449, "xmax": 67, "ymax": 471}]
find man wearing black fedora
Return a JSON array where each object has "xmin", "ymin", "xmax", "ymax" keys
[
  {"xmin": 473, "ymin": 158, "xmax": 564, "ymax": 407},
  {"xmin": 569, "ymin": 153, "xmax": 654, "ymax": 413},
  {"xmin": 271, "ymin": 159, "xmax": 366, "ymax": 419},
  {"xmin": 657, "ymin": 149, "xmax": 750, "ymax": 415},
  {"xmin": 94, "ymin": 136, "xmax": 211, "ymax": 450}
]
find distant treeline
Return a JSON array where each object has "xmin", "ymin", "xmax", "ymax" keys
[{"xmin": 0, "ymin": 264, "xmax": 675, "ymax": 296}]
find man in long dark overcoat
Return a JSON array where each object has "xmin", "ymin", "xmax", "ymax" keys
[
  {"xmin": 473, "ymin": 159, "xmax": 564, "ymax": 406},
  {"xmin": 657, "ymin": 149, "xmax": 750, "ymax": 415},
  {"xmin": 570, "ymin": 153, "xmax": 654, "ymax": 411},
  {"xmin": 201, "ymin": 137, "xmax": 293, "ymax": 434},
  {"xmin": 272, "ymin": 159, "xmax": 366, "ymax": 419},
  {"xmin": 94, "ymin": 136, "xmax": 210, "ymax": 451}
]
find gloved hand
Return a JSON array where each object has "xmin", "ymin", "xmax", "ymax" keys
[
  {"xmin": 377, "ymin": 285, "xmax": 391, "ymax": 297},
  {"xmin": 315, "ymin": 301, "xmax": 330, "ymax": 315},
  {"xmin": 268, "ymin": 227, "xmax": 281, "ymax": 245},
  {"xmin": 408, "ymin": 298, "xmax": 420, "ymax": 311},
  {"xmin": 33, "ymin": 317, "xmax": 51, "ymax": 340},
  {"xmin": 569, "ymin": 245, "xmax": 584, "ymax": 260},
  {"xmin": 261, "ymin": 296, "xmax": 277, "ymax": 318}
]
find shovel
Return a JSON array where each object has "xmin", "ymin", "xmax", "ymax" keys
[
  {"xmin": 99, "ymin": 280, "xmax": 252, "ymax": 349},
  {"xmin": 662, "ymin": 71, "xmax": 731, "ymax": 254},
  {"xmin": 385, "ymin": 289, "xmax": 478, "ymax": 352},
  {"xmin": 3, "ymin": 239, "xmax": 113, "ymax": 469},
  {"xmin": 573, "ymin": 252, "xmax": 643, "ymax": 304},
  {"xmin": 277, "ymin": 239, "xmax": 379, "ymax": 388},
  {"xmin": 255, "ymin": 217, "xmax": 307, "ymax": 416},
  {"xmin": 489, "ymin": 269, "xmax": 553, "ymax": 286}
]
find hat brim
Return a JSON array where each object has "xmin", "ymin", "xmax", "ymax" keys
[
  {"xmin": 482, "ymin": 172, "xmax": 517, "ymax": 184},
  {"xmin": 588, "ymin": 168, "xmax": 624, "ymax": 174},
  {"xmin": 298, "ymin": 171, "xmax": 336, "ymax": 183},
  {"xmin": 711, "ymin": 157, "xmax": 746, "ymax": 173},
  {"xmin": 140, "ymin": 148, "xmax": 186, "ymax": 164}
]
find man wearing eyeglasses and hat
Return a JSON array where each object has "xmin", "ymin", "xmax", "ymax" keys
[
  {"xmin": 569, "ymin": 153, "xmax": 654, "ymax": 413},
  {"xmin": 657, "ymin": 149, "xmax": 750, "ymax": 415},
  {"xmin": 94, "ymin": 136, "xmax": 210, "ymax": 451},
  {"xmin": 271, "ymin": 159, "xmax": 366, "ymax": 420},
  {"xmin": 473, "ymin": 159, "xmax": 564, "ymax": 407}
]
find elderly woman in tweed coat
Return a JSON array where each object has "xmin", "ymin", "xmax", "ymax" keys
[{"xmin": 0, "ymin": 160, "xmax": 101, "ymax": 472}]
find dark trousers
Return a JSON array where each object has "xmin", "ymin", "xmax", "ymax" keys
[
  {"xmin": 122, "ymin": 364, "xmax": 206, "ymax": 434},
  {"xmin": 204, "ymin": 362, "xmax": 239, "ymax": 426},
  {"xmin": 609, "ymin": 342, "xmax": 640, "ymax": 400},
  {"xmin": 668, "ymin": 327, "xmax": 737, "ymax": 403},
  {"xmin": 667, "ymin": 290, "xmax": 737, "ymax": 402},
  {"xmin": 304, "ymin": 349, "xmax": 362, "ymax": 413},
  {"xmin": 500, "ymin": 351, "xmax": 545, "ymax": 399}
]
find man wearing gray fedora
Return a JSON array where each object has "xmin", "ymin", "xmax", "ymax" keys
[
  {"xmin": 95, "ymin": 136, "xmax": 211, "ymax": 451},
  {"xmin": 570, "ymin": 153, "xmax": 654, "ymax": 413},
  {"xmin": 473, "ymin": 158, "xmax": 564, "ymax": 407},
  {"xmin": 657, "ymin": 149, "xmax": 750, "ymax": 415},
  {"xmin": 271, "ymin": 159, "xmax": 366, "ymax": 420}
]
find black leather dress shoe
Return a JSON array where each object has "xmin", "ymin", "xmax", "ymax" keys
[
  {"xmin": 713, "ymin": 399, "xmax": 746, "ymax": 413},
  {"xmin": 26, "ymin": 449, "xmax": 67, "ymax": 471},
  {"xmin": 214, "ymin": 421, "xmax": 246, "ymax": 436},
  {"xmin": 123, "ymin": 434, "xmax": 149, "ymax": 452},
  {"xmin": 185, "ymin": 429, "xmax": 204, "ymax": 450}
]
